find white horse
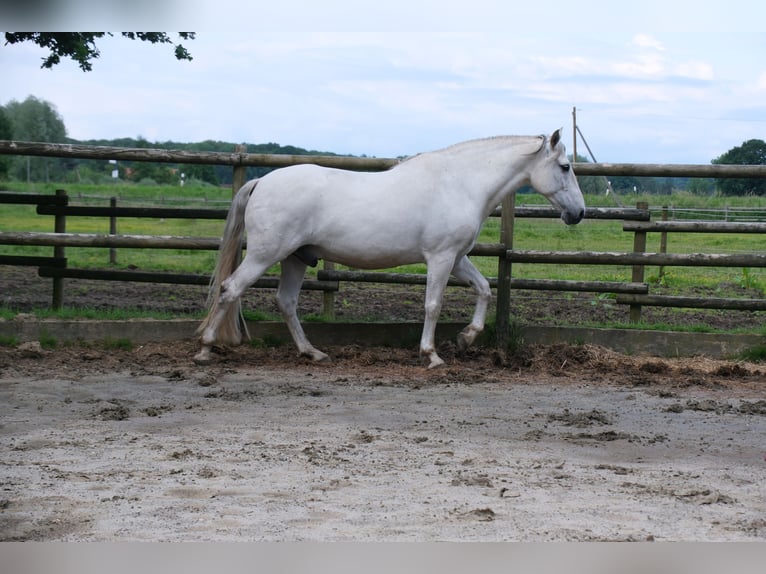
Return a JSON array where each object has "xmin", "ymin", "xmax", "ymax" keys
[{"xmin": 195, "ymin": 128, "xmax": 585, "ymax": 368}]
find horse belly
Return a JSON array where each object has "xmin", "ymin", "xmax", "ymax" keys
[{"xmin": 314, "ymin": 233, "xmax": 426, "ymax": 269}]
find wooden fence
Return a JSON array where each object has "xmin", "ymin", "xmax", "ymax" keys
[
  {"xmin": 1, "ymin": 140, "xmax": 765, "ymax": 343},
  {"xmin": 0, "ymin": 190, "xmax": 648, "ymax": 311}
]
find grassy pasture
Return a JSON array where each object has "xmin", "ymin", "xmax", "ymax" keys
[{"xmin": 1, "ymin": 182, "xmax": 764, "ymax": 295}]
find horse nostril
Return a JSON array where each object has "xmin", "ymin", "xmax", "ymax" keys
[{"xmin": 563, "ymin": 209, "xmax": 585, "ymax": 225}]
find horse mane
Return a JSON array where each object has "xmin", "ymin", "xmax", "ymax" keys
[{"xmin": 398, "ymin": 135, "xmax": 545, "ymax": 166}]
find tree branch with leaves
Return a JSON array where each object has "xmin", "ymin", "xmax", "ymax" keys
[{"xmin": 3, "ymin": 32, "xmax": 195, "ymax": 72}]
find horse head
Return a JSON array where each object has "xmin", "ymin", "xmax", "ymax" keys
[{"xmin": 529, "ymin": 128, "xmax": 585, "ymax": 225}]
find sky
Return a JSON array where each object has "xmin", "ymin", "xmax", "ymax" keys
[{"xmin": 2, "ymin": 0, "xmax": 766, "ymax": 164}]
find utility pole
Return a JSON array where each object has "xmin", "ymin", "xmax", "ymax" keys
[{"xmin": 572, "ymin": 106, "xmax": 578, "ymax": 161}]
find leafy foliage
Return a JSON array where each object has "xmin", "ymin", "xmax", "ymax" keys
[
  {"xmin": 2, "ymin": 95, "xmax": 69, "ymax": 181},
  {"xmin": 3, "ymin": 32, "xmax": 195, "ymax": 71},
  {"xmin": 67, "ymin": 138, "xmax": 338, "ymax": 185},
  {"xmin": 712, "ymin": 138, "xmax": 766, "ymax": 196},
  {"xmin": 0, "ymin": 106, "xmax": 11, "ymax": 178}
]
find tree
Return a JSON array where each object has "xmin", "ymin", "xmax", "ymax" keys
[
  {"xmin": 127, "ymin": 162, "xmax": 177, "ymax": 185},
  {"xmin": 0, "ymin": 107, "xmax": 11, "ymax": 179},
  {"xmin": 3, "ymin": 33, "xmax": 195, "ymax": 72},
  {"xmin": 181, "ymin": 163, "xmax": 219, "ymax": 186},
  {"xmin": 712, "ymin": 139, "xmax": 766, "ymax": 196},
  {"xmin": 686, "ymin": 178, "xmax": 715, "ymax": 195},
  {"xmin": 4, "ymin": 95, "xmax": 68, "ymax": 181}
]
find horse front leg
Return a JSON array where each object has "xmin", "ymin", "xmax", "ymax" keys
[
  {"xmin": 277, "ymin": 255, "xmax": 329, "ymax": 362},
  {"xmin": 420, "ymin": 256, "xmax": 453, "ymax": 369},
  {"xmin": 451, "ymin": 255, "xmax": 491, "ymax": 352}
]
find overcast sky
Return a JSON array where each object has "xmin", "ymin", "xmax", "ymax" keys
[{"xmin": 2, "ymin": 1, "xmax": 766, "ymax": 164}]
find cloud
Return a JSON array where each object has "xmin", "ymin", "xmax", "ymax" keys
[
  {"xmin": 674, "ymin": 60, "xmax": 714, "ymax": 81},
  {"xmin": 631, "ymin": 34, "xmax": 665, "ymax": 51},
  {"xmin": 613, "ymin": 53, "xmax": 666, "ymax": 79}
]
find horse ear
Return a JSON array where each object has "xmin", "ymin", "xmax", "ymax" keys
[{"xmin": 550, "ymin": 128, "xmax": 562, "ymax": 149}]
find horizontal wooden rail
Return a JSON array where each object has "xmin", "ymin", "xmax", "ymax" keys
[
  {"xmin": 37, "ymin": 205, "xmax": 228, "ymax": 219},
  {"xmin": 0, "ymin": 255, "xmax": 66, "ymax": 267},
  {"xmin": 5, "ymin": 231, "xmax": 760, "ymax": 277},
  {"xmin": 317, "ymin": 269, "xmax": 647, "ymax": 294},
  {"xmin": 0, "ymin": 192, "xmax": 68, "ymax": 206},
  {"xmin": 624, "ymin": 220, "xmax": 766, "ymax": 233},
  {"xmin": 572, "ymin": 161, "xmax": 766, "ymax": 179},
  {"xmin": 500, "ymin": 206, "xmax": 650, "ymax": 221},
  {"xmin": 3, "ymin": 140, "xmax": 766, "ymax": 178},
  {"xmin": 0, "ymin": 231, "xmax": 220, "ymax": 250},
  {"xmin": 469, "ymin": 244, "xmax": 506, "ymax": 257},
  {"xmin": 38, "ymin": 267, "xmax": 338, "ymax": 291},
  {"xmin": 0, "ymin": 140, "xmax": 398, "ymax": 172},
  {"xmin": 616, "ymin": 294, "xmax": 766, "ymax": 311},
  {"xmin": 511, "ymin": 279, "xmax": 648, "ymax": 294},
  {"xmin": 508, "ymin": 249, "xmax": 766, "ymax": 267}
]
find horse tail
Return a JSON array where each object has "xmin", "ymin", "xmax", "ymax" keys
[{"xmin": 196, "ymin": 178, "xmax": 258, "ymax": 344}]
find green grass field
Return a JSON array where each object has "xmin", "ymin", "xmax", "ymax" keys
[{"xmin": 1, "ymin": 181, "xmax": 764, "ymax": 295}]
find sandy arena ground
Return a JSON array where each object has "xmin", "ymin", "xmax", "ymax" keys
[{"xmin": 1, "ymin": 340, "xmax": 765, "ymax": 541}]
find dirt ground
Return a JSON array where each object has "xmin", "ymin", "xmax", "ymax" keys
[
  {"xmin": 1, "ymin": 338, "xmax": 765, "ymax": 541},
  {"xmin": 1, "ymin": 266, "xmax": 765, "ymax": 541}
]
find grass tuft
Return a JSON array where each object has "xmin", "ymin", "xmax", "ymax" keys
[{"xmin": 736, "ymin": 345, "xmax": 766, "ymax": 363}]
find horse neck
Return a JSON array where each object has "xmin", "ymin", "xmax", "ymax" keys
[{"xmin": 438, "ymin": 136, "xmax": 538, "ymax": 214}]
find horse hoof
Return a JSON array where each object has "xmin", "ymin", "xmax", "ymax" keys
[
  {"xmin": 193, "ymin": 349, "xmax": 213, "ymax": 365},
  {"xmin": 300, "ymin": 350, "xmax": 330, "ymax": 363},
  {"xmin": 457, "ymin": 327, "xmax": 480, "ymax": 352},
  {"xmin": 427, "ymin": 356, "xmax": 446, "ymax": 369}
]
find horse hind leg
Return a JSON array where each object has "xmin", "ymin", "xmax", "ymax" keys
[
  {"xmin": 277, "ymin": 255, "xmax": 329, "ymax": 362},
  {"xmin": 194, "ymin": 255, "xmax": 271, "ymax": 364},
  {"xmin": 451, "ymin": 255, "xmax": 491, "ymax": 352}
]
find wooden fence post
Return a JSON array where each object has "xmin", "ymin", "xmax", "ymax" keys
[
  {"xmin": 322, "ymin": 261, "xmax": 336, "ymax": 319},
  {"xmin": 51, "ymin": 189, "xmax": 67, "ymax": 310},
  {"xmin": 231, "ymin": 144, "xmax": 248, "ymax": 197},
  {"xmin": 658, "ymin": 205, "xmax": 668, "ymax": 281},
  {"xmin": 495, "ymin": 192, "xmax": 516, "ymax": 347},
  {"xmin": 109, "ymin": 197, "xmax": 117, "ymax": 265},
  {"xmin": 629, "ymin": 201, "xmax": 649, "ymax": 323}
]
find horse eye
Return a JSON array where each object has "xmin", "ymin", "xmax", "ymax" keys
[{"xmin": 561, "ymin": 163, "xmax": 570, "ymax": 172}]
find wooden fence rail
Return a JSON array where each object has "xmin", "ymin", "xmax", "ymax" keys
[
  {"xmin": 1, "ymin": 189, "xmax": 655, "ymax": 332},
  {"xmin": 0, "ymin": 141, "xmax": 398, "ymax": 172},
  {"xmin": 0, "ymin": 230, "xmax": 220, "ymax": 249},
  {"xmin": 507, "ymin": 250, "xmax": 766, "ymax": 267},
  {"xmin": 5, "ymin": 139, "xmax": 766, "ymax": 178},
  {"xmin": 316, "ymin": 269, "xmax": 648, "ymax": 294},
  {"xmin": 624, "ymin": 221, "xmax": 766, "ymax": 233}
]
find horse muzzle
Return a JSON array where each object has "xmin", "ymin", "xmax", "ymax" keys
[{"xmin": 561, "ymin": 208, "xmax": 585, "ymax": 225}]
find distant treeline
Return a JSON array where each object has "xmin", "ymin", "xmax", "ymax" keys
[{"xmin": 60, "ymin": 137, "xmax": 343, "ymax": 186}]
